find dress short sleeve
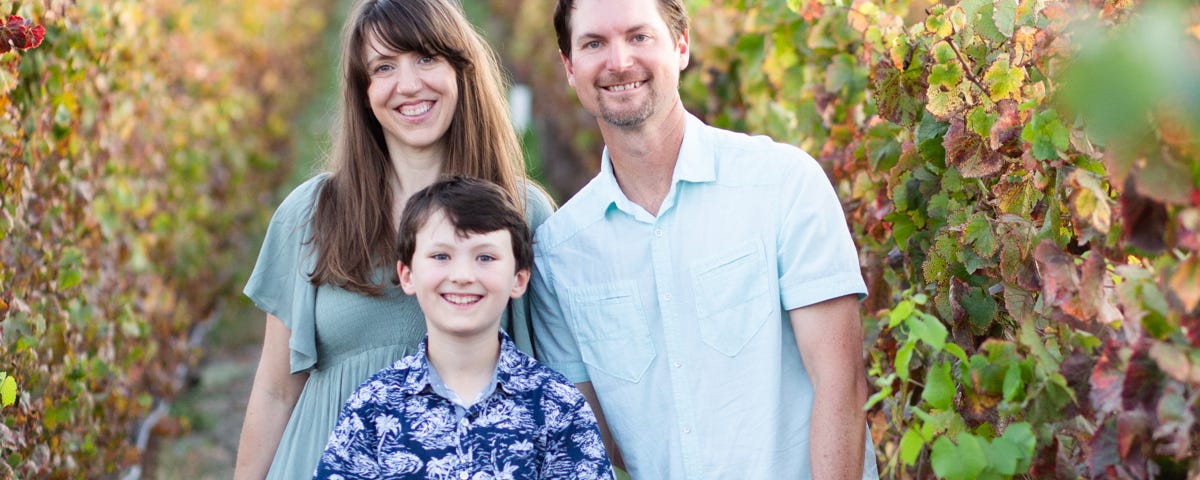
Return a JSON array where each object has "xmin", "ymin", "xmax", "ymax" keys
[
  {"xmin": 243, "ymin": 173, "xmax": 329, "ymax": 374},
  {"xmin": 503, "ymin": 181, "xmax": 557, "ymax": 356}
]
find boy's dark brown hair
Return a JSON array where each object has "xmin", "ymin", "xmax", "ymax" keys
[{"xmin": 397, "ymin": 176, "xmax": 533, "ymax": 272}]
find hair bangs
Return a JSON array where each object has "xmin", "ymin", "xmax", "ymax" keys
[{"xmin": 360, "ymin": 0, "xmax": 466, "ymax": 65}]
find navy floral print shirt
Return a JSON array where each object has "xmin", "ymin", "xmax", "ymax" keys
[{"xmin": 314, "ymin": 332, "xmax": 614, "ymax": 480}]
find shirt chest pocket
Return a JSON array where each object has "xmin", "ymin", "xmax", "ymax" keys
[
  {"xmin": 691, "ymin": 241, "xmax": 774, "ymax": 356},
  {"xmin": 567, "ymin": 282, "xmax": 656, "ymax": 383}
]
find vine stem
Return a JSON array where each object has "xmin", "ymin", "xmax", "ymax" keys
[{"xmin": 943, "ymin": 36, "xmax": 989, "ymax": 95}]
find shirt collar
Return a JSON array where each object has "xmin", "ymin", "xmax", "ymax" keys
[
  {"xmin": 403, "ymin": 331, "xmax": 528, "ymax": 398},
  {"xmin": 595, "ymin": 112, "xmax": 716, "ymax": 216}
]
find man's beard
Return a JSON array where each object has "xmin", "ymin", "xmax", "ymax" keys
[
  {"xmin": 599, "ymin": 95, "xmax": 654, "ymax": 128},
  {"xmin": 595, "ymin": 72, "xmax": 655, "ymax": 128}
]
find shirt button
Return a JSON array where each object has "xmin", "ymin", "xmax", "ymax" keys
[
  {"xmin": 654, "ymin": 229, "xmax": 664, "ymax": 237},
  {"xmin": 672, "ymin": 361, "xmax": 682, "ymax": 368},
  {"xmin": 683, "ymin": 427, "xmax": 692, "ymax": 434},
  {"xmin": 664, "ymin": 293, "xmax": 672, "ymax": 302},
  {"xmin": 459, "ymin": 472, "xmax": 469, "ymax": 480},
  {"xmin": 460, "ymin": 418, "xmax": 469, "ymax": 427}
]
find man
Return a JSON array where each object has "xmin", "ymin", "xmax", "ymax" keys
[{"xmin": 530, "ymin": 0, "xmax": 878, "ymax": 478}]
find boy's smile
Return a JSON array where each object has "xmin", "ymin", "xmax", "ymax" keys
[{"xmin": 398, "ymin": 210, "xmax": 529, "ymax": 339}]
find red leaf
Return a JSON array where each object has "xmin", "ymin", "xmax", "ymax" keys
[
  {"xmin": 944, "ymin": 117, "xmax": 1005, "ymax": 178},
  {"xmin": 1121, "ymin": 341, "xmax": 1163, "ymax": 412},
  {"xmin": 1116, "ymin": 410, "xmax": 1152, "ymax": 460},
  {"xmin": 0, "ymin": 15, "xmax": 44, "ymax": 52},
  {"xmin": 1059, "ymin": 349, "xmax": 1094, "ymax": 418},
  {"xmin": 989, "ymin": 99, "xmax": 1025, "ymax": 158},
  {"xmin": 1087, "ymin": 417, "xmax": 1121, "ymax": 475},
  {"xmin": 1090, "ymin": 339, "xmax": 1124, "ymax": 415},
  {"xmin": 1033, "ymin": 240, "xmax": 1079, "ymax": 310}
]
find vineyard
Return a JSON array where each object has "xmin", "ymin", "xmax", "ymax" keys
[
  {"xmin": 1, "ymin": 0, "xmax": 327, "ymax": 476},
  {"xmin": 487, "ymin": 0, "xmax": 1200, "ymax": 477},
  {"xmin": 2, "ymin": 0, "xmax": 1198, "ymax": 478}
]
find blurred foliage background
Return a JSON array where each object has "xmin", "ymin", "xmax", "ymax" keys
[
  {"xmin": 2, "ymin": 0, "xmax": 1198, "ymax": 478},
  {"xmin": 1, "ymin": 0, "xmax": 327, "ymax": 476}
]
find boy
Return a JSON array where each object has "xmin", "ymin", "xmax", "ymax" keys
[{"xmin": 314, "ymin": 176, "xmax": 614, "ymax": 480}]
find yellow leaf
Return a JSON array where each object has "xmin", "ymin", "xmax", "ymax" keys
[{"xmin": 1, "ymin": 374, "xmax": 15, "ymax": 408}]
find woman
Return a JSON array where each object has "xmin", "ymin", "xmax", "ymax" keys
[{"xmin": 232, "ymin": 0, "xmax": 555, "ymax": 478}]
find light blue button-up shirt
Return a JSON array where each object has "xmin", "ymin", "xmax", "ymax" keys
[{"xmin": 530, "ymin": 113, "xmax": 877, "ymax": 479}]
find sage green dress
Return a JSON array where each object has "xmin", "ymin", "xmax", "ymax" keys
[{"xmin": 243, "ymin": 174, "xmax": 554, "ymax": 480}]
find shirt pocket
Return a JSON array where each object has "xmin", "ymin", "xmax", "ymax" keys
[
  {"xmin": 567, "ymin": 281, "xmax": 656, "ymax": 383},
  {"xmin": 691, "ymin": 241, "xmax": 773, "ymax": 356}
]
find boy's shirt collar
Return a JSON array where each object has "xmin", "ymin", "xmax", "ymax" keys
[{"xmin": 404, "ymin": 331, "xmax": 530, "ymax": 400}]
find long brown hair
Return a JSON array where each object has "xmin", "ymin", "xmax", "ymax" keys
[{"xmin": 310, "ymin": 0, "xmax": 526, "ymax": 295}]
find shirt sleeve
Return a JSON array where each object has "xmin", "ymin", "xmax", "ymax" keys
[
  {"xmin": 505, "ymin": 182, "xmax": 558, "ymax": 356},
  {"xmin": 776, "ymin": 153, "xmax": 868, "ymax": 310},
  {"xmin": 313, "ymin": 388, "xmax": 382, "ymax": 479},
  {"xmin": 529, "ymin": 252, "xmax": 589, "ymax": 383},
  {"xmin": 243, "ymin": 174, "xmax": 328, "ymax": 373},
  {"xmin": 539, "ymin": 394, "xmax": 615, "ymax": 480}
]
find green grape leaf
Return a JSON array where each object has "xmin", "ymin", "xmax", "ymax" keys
[
  {"xmin": 967, "ymin": 105, "xmax": 997, "ymax": 139},
  {"xmin": 993, "ymin": 0, "xmax": 1018, "ymax": 38},
  {"xmin": 889, "ymin": 300, "xmax": 916, "ymax": 328},
  {"xmin": 896, "ymin": 340, "xmax": 916, "ymax": 381},
  {"xmin": 963, "ymin": 287, "xmax": 998, "ymax": 334},
  {"xmin": 927, "ymin": 192, "xmax": 951, "ymax": 220},
  {"xmin": 929, "ymin": 62, "xmax": 964, "ymax": 90},
  {"xmin": 825, "ymin": 53, "xmax": 857, "ymax": 93},
  {"xmin": 974, "ymin": 1, "xmax": 1007, "ymax": 42},
  {"xmin": 907, "ymin": 313, "xmax": 948, "ymax": 351},
  {"xmin": 984, "ymin": 55, "xmax": 1025, "ymax": 101},
  {"xmin": 923, "ymin": 361, "xmax": 956, "ymax": 410},
  {"xmin": 1002, "ymin": 362, "xmax": 1024, "ymax": 401},
  {"xmin": 900, "ymin": 427, "xmax": 925, "ymax": 465},
  {"xmin": 933, "ymin": 42, "xmax": 957, "ymax": 64},
  {"xmin": 1021, "ymin": 109, "xmax": 1070, "ymax": 160},
  {"xmin": 964, "ymin": 214, "xmax": 998, "ymax": 256},
  {"xmin": 892, "ymin": 214, "xmax": 917, "ymax": 249},
  {"xmin": 961, "ymin": 0, "xmax": 989, "ymax": 18},
  {"xmin": 916, "ymin": 111, "xmax": 950, "ymax": 161},
  {"xmin": 1000, "ymin": 422, "xmax": 1037, "ymax": 471},
  {"xmin": 931, "ymin": 433, "xmax": 988, "ymax": 480},
  {"xmin": 986, "ymin": 437, "xmax": 1022, "ymax": 475}
]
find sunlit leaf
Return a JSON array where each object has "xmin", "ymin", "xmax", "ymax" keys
[
  {"xmin": 984, "ymin": 54, "xmax": 1025, "ymax": 102},
  {"xmin": 1, "ymin": 374, "xmax": 16, "ymax": 407},
  {"xmin": 900, "ymin": 427, "xmax": 924, "ymax": 465}
]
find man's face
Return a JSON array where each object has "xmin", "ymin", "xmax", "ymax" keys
[{"xmin": 561, "ymin": 0, "xmax": 689, "ymax": 129}]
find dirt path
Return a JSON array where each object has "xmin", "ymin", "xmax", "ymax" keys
[{"xmin": 142, "ymin": 302, "xmax": 262, "ymax": 479}]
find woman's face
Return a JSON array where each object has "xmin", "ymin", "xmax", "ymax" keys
[{"xmin": 363, "ymin": 34, "xmax": 459, "ymax": 159}]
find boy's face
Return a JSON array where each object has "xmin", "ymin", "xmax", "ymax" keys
[{"xmin": 398, "ymin": 209, "xmax": 530, "ymax": 340}]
